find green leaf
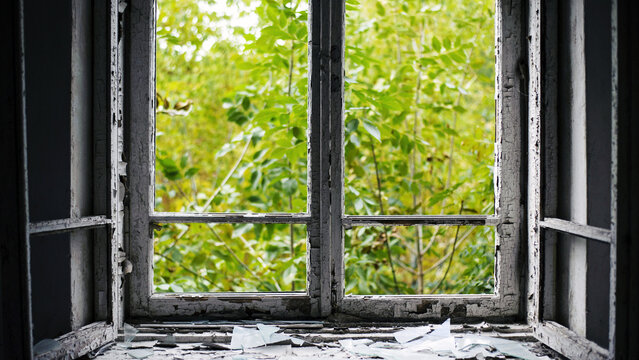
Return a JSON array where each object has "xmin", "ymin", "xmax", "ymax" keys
[
  {"xmin": 158, "ymin": 157, "xmax": 181, "ymax": 180},
  {"xmin": 281, "ymin": 178, "xmax": 298, "ymax": 195},
  {"xmin": 184, "ymin": 167, "xmax": 199, "ymax": 178},
  {"xmin": 443, "ymin": 37, "xmax": 452, "ymax": 51},
  {"xmin": 361, "ymin": 120, "xmax": 381, "ymax": 142},
  {"xmin": 431, "ymin": 37, "xmax": 442, "ymax": 52},
  {"xmin": 291, "ymin": 126, "xmax": 305, "ymax": 140}
]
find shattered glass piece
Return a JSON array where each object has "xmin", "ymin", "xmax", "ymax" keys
[
  {"xmin": 396, "ymin": 318, "xmax": 451, "ymax": 345},
  {"xmin": 257, "ymin": 323, "xmax": 280, "ymax": 342},
  {"xmin": 230, "ymin": 326, "xmax": 266, "ymax": 350},
  {"xmin": 406, "ymin": 335, "xmax": 456, "ymax": 354},
  {"xmin": 246, "ymin": 344, "xmax": 292, "ymax": 356},
  {"xmin": 123, "ymin": 323, "xmax": 138, "ymax": 344},
  {"xmin": 200, "ymin": 342, "xmax": 232, "ymax": 350},
  {"xmin": 33, "ymin": 339, "xmax": 62, "ymax": 355},
  {"xmin": 268, "ymin": 332, "xmax": 292, "ymax": 344},
  {"xmin": 156, "ymin": 334, "xmax": 177, "ymax": 348},
  {"xmin": 126, "ymin": 348, "xmax": 154, "ymax": 359},
  {"xmin": 430, "ymin": 318, "xmax": 451, "ymax": 339},
  {"xmin": 456, "ymin": 335, "xmax": 545, "ymax": 360},
  {"xmin": 289, "ymin": 337, "xmax": 305, "ymax": 346},
  {"xmin": 341, "ymin": 339, "xmax": 442, "ymax": 360},
  {"xmin": 393, "ymin": 326, "xmax": 431, "ymax": 344},
  {"xmin": 370, "ymin": 341, "xmax": 404, "ymax": 349}
]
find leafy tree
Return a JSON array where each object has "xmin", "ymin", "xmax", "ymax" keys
[{"xmin": 154, "ymin": 0, "xmax": 495, "ymax": 295}]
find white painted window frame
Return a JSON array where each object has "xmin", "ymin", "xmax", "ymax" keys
[
  {"xmin": 525, "ymin": 0, "xmax": 626, "ymax": 358},
  {"xmin": 125, "ymin": 0, "xmax": 524, "ymax": 320}
]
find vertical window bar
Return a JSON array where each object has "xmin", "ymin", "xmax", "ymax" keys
[{"xmin": 329, "ymin": 0, "xmax": 345, "ymax": 309}]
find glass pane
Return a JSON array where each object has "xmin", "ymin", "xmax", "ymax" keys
[
  {"xmin": 343, "ymin": 0, "xmax": 495, "ymax": 215},
  {"xmin": 154, "ymin": 223, "xmax": 307, "ymax": 292},
  {"xmin": 345, "ymin": 225, "xmax": 495, "ymax": 295},
  {"xmin": 155, "ymin": 0, "xmax": 308, "ymax": 213}
]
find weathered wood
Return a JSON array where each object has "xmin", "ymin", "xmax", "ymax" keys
[
  {"xmin": 338, "ymin": 295, "xmax": 518, "ymax": 321},
  {"xmin": 113, "ymin": 0, "xmax": 126, "ymax": 329},
  {"xmin": 124, "ymin": 324, "xmax": 536, "ymax": 343},
  {"xmin": 150, "ymin": 212, "xmax": 310, "ymax": 224},
  {"xmin": 29, "ymin": 216, "xmax": 112, "ymax": 236},
  {"xmin": 35, "ymin": 321, "xmax": 115, "ymax": 360},
  {"xmin": 609, "ymin": 0, "xmax": 639, "ymax": 357},
  {"xmin": 534, "ymin": 321, "xmax": 607, "ymax": 360},
  {"xmin": 0, "ymin": 0, "xmax": 33, "ymax": 357},
  {"xmin": 539, "ymin": 218, "xmax": 611, "ymax": 243},
  {"xmin": 541, "ymin": 0, "xmax": 559, "ymax": 322},
  {"xmin": 494, "ymin": 0, "xmax": 524, "ymax": 320},
  {"xmin": 126, "ymin": 0, "xmax": 155, "ymax": 317},
  {"xmin": 93, "ymin": 0, "xmax": 113, "ymax": 322},
  {"xmin": 526, "ymin": 0, "xmax": 543, "ymax": 326},
  {"xmin": 307, "ymin": 0, "xmax": 322, "ymax": 317},
  {"xmin": 329, "ymin": 0, "xmax": 346, "ymax": 311},
  {"xmin": 343, "ymin": 215, "xmax": 499, "ymax": 228},
  {"xmin": 318, "ymin": 0, "xmax": 332, "ymax": 318},
  {"xmin": 147, "ymin": 293, "xmax": 311, "ymax": 319}
]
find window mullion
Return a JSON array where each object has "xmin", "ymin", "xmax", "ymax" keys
[{"xmin": 329, "ymin": 0, "xmax": 346, "ymax": 311}]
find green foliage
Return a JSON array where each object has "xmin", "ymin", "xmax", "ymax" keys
[{"xmin": 154, "ymin": 0, "xmax": 495, "ymax": 295}]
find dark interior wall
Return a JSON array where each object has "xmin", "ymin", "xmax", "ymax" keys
[
  {"xmin": 24, "ymin": 0, "xmax": 74, "ymax": 342},
  {"xmin": 583, "ymin": 0, "xmax": 611, "ymax": 348},
  {"xmin": 24, "ymin": 0, "xmax": 71, "ymax": 223}
]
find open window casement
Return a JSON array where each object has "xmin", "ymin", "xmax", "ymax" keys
[
  {"xmin": 4, "ymin": 0, "xmax": 125, "ymax": 358},
  {"xmin": 525, "ymin": 0, "xmax": 637, "ymax": 358}
]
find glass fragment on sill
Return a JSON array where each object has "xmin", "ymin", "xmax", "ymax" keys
[
  {"xmin": 33, "ymin": 338, "xmax": 61, "ymax": 356},
  {"xmin": 340, "ymin": 318, "xmax": 547, "ymax": 360},
  {"xmin": 230, "ymin": 324, "xmax": 305, "ymax": 350}
]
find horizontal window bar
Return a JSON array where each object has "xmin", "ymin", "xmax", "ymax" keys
[
  {"xmin": 338, "ymin": 294, "xmax": 518, "ymax": 320},
  {"xmin": 29, "ymin": 216, "xmax": 112, "ymax": 236},
  {"xmin": 146, "ymin": 293, "xmax": 311, "ymax": 319},
  {"xmin": 534, "ymin": 321, "xmax": 608, "ymax": 360},
  {"xmin": 343, "ymin": 215, "xmax": 499, "ymax": 228},
  {"xmin": 150, "ymin": 212, "xmax": 310, "ymax": 224},
  {"xmin": 539, "ymin": 217, "xmax": 611, "ymax": 243}
]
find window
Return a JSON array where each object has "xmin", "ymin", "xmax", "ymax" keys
[{"xmin": 125, "ymin": 0, "xmax": 524, "ymax": 319}]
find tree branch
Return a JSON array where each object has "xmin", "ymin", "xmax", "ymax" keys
[{"xmin": 370, "ymin": 140, "xmax": 399, "ymax": 294}]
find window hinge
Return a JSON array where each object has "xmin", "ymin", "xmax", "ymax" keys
[{"xmin": 118, "ymin": 249, "xmax": 133, "ymax": 275}]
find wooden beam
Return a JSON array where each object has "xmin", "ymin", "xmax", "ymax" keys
[
  {"xmin": 534, "ymin": 321, "xmax": 607, "ymax": 360},
  {"xmin": 146, "ymin": 293, "xmax": 311, "ymax": 319},
  {"xmin": 34, "ymin": 321, "xmax": 114, "ymax": 360},
  {"xmin": 330, "ymin": 0, "xmax": 346, "ymax": 312},
  {"xmin": 539, "ymin": 218, "xmax": 611, "ymax": 243},
  {"xmin": 609, "ymin": 0, "xmax": 639, "ymax": 356},
  {"xmin": 29, "ymin": 216, "xmax": 112, "ymax": 236}
]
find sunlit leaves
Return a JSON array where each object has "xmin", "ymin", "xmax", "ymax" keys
[{"xmin": 154, "ymin": 0, "xmax": 495, "ymax": 295}]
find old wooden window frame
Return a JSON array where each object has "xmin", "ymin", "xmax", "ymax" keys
[
  {"xmin": 125, "ymin": 0, "xmax": 524, "ymax": 320},
  {"xmin": 525, "ymin": 0, "xmax": 631, "ymax": 358},
  {"xmin": 5, "ymin": 0, "xmax": 125, "ymax": 357}
]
